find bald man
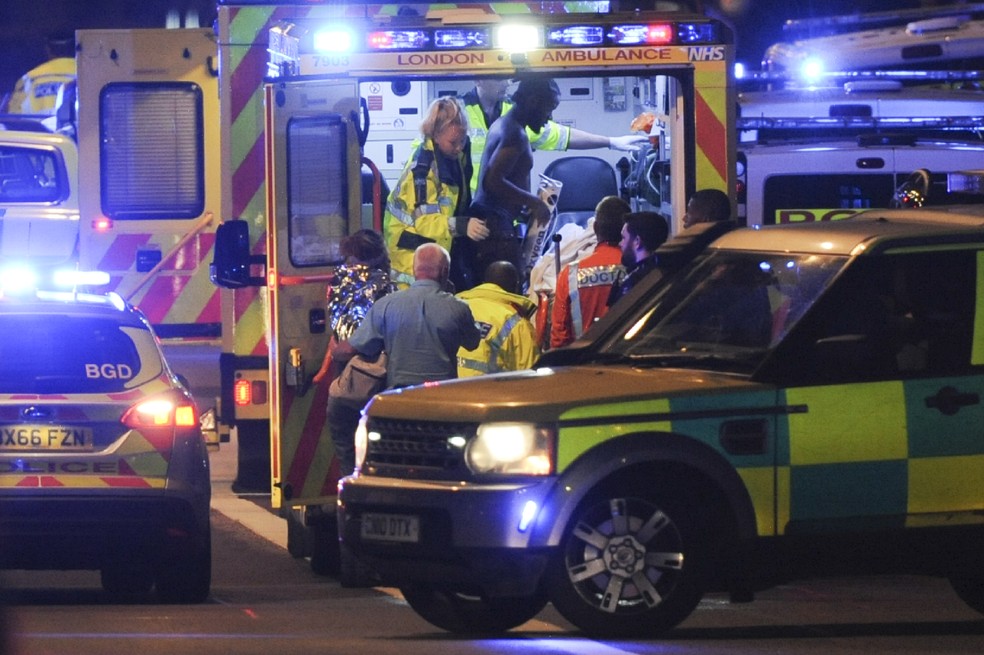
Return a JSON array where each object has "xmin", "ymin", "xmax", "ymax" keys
[
  {"xmin": 336, "ymin": 243, "xmax": 481, "ymax": 389},
  {"xmin": 456, "ymin": 260, "xmax": 539, "ymax": 377}
]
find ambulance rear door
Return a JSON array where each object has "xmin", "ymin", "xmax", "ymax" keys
[{"xmin": 265, "ymin": 78, "xmax": 362, "ymax": 510}]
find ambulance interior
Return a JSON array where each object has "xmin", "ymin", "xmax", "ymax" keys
[{"xmin": 358, "ymin": 73, "xmax": 680, "ymax": 231}]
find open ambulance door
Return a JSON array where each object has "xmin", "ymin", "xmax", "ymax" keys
[{"xmin": 264, "ymin": 78, "xmax": 363, "ymax": 515}]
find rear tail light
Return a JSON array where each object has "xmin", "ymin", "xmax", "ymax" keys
[
  {"xmin": 233, "ymin": 379, "xmax": 267, "ymax": 406},
  {"xmin": 122, "ymin": 391, "xmax": 199, "ymax": 430}
]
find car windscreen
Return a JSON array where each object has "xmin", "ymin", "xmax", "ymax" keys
[
  {"xmin": 0, "ymin": 316, "xmax": 159, "ymax": 393},
  {"xmin": 602, "ymin": 250, "xmax": 845, "ymax": 372}
]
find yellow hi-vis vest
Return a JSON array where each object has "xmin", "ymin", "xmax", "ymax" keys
[
  {"xmin": 456, "ymin": 283, "xmax": 539, "ymax": 377},
  {"xmin": 463, "ymin": 97, "xmax": 571, "ymax": 195},
  {"xmin": 5, "ymin": 58, "xmax": 76, "ymax": 116},
  {"xmin": 384, "ymin": 138, "xmax": 471, "ymax": 288}
]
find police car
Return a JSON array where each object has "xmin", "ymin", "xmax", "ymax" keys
[
  {"xmin": 0, "ymin": 276, "xmax": 210, "ymax": 602},
  {"xmin": 339, "ymin": 194, "xmax": 984, "ymax": 636}
]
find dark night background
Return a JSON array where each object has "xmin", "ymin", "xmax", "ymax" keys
[{"xmin": 0, "ymin": 1, "xmax": 950, "ymax": 103}]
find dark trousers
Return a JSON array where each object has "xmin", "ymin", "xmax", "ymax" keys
[{"xmin": 326, "ymin": 395, "xmax": 361, "ymax": 477}]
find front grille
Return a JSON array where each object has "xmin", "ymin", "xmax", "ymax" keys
[{"xmin": 365, "ymin": 417, "xmax": 477, "ymax": 478}]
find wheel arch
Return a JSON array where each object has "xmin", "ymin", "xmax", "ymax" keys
[{"xmin": 531, "ymin": 430, "xmax": 758, "ymax": 550}]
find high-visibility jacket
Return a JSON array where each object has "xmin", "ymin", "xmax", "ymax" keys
[
  {"xmin": 384, "ymin": 137, "xmax": 472, "ymax": 287},
  {"xmin": 550, "ymin": 243, "xmax": 623, "ymax": 349},
  {"xmin": 456, "ymin": 283, "xmax": 539, "ymax": 377},
  {"xmin": 5, "ymin": 57, "xmax": 75, "ymax": 116},
  {"xmin": 462, "ymin": 88, "xmax": 571, "ymax": 194}
]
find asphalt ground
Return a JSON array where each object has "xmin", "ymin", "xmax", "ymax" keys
[{"xmin": 209, "ymin": 435, "xmax": 287, "ymax": 550}]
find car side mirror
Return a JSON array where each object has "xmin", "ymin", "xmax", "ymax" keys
[{"xmin": 210, "ymin": 219, "xmax": 266, "ymax": 288}]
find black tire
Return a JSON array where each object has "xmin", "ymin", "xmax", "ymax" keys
[
  {"xmin": 950, "ymin": 576, "xmax": 984, "ymax": 615},
  {"xmin": 400, "ymin": 585, "xmax": 548, "ymax": 634},
  {"xmin": 339, "ymin": 543, "xmax": 376, "ymax": 588},
  {"xmin": 156, "ymin": 534, "xmax": 212, "ymax": 604},
  {"xmin": 545, "ymin": 484, "xmax": 706, "ymax": 637},
  {"xmin": 101, "ymin": 561, "xmax": 154, "ymax": 596},
  {"xmin": 309, "ymin": 516, "xmax": 341, "ymax": 577},
  {"xmin": 286, "ymin": 508, "xmax": 311, "ymax": 559}
]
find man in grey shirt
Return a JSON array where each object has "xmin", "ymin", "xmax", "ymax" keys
[{"xmin": 336, "ymin": 242, "xmax": 481, "ymax": 389}]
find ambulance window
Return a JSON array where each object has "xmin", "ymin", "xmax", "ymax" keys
[
  {"xmin": 99, "ymin": 83, "xmax": 205, "ymax": 220},
  {"xmin": 286, "ymin": 115, "xmax": 349, "ymax": 267},
  {"xmin": 0, "ymin": 317, "xmax": 147, "ymax": 393},
  {"xmin": 0, "ymin": 146, "xmax": 66, "ymax": 203}
]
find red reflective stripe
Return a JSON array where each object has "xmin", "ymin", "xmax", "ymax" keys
[
  {"xmin": 232, "ymin": 137, "xmax": 266, "ymax": 219},
  {"xmin": 97, "ymin": 234, "xmax": 152, "ymax": 271},
  {"xmin": 282, "ymin": 382, "xmax": 331, "ymax": 496},
  {"xmin": 695, "ymin": 89, "xmax": 728, "ymax": 182},
  {"xmin": 197, "ymin": 288, "xmax": 222, "ymax": 325},
  {"xmin": 102, "ymin": 477, "xmax": 152, "ymax": 488}
]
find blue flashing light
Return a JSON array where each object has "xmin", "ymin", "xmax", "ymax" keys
[
  {"xmin": 518, "ymin": 500, "xmax": 538, "ymax": 532},
  {"xmin": 546, "ymin": 25, "xmax": 604, "ymax": 47},
  {"xmin": 53, "ymin": 269, "xmax": 111, "ymax": 288},
  {"xmin": 677, "ymin": 22, "xmax": 717, "ymax": 44},
  {"xmin": 0, "ymin": 266, "xmax": 38, "ymax": 295},
  {"xmin": 314, "ymin": 29, "xmax": 354, "ymax": 53},
  {"xmin": 368, "ymin": 29, "xmax": 428, "ymax": 51},
  {"xmin": 434, "ymin": 28, "xmax": 490, "ymax": 49},
  {"xmin": 801, "ymin": 57, "xmax": 825, "ymax": 83}
]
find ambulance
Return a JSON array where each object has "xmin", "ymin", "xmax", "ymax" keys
[
  {"xmin": 210, "ymin": 0, "xmax": 736, "ymax": 571},
  {"xmin": 72, "ymin": 27, "xmax": 227, "ymax": 452}
]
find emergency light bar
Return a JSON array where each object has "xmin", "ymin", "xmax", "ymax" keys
[
  {"xmin": 366, "ymin": 27, "xmax": 491, "ymax": 50},
  {"xmin": 311, "ymin": 20, "xmax": 721, "ymax": 54}
]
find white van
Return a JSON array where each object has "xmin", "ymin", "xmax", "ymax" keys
[
  {"xmin": 734, "ymin": 81, "xmax": 984, "ymax": 226},
  {"xmin": 0, "ymin": 124, "xmax": 79, "ymax": 270}
]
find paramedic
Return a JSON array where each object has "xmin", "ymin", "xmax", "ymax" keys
[
  {"xmin": 457, "ymin": 260, "xmax": 539, "ymax": 377},
  {"xmin": 550, "ymin": 196, "xmax": 630, "ymax": 348},
  {"xmin": 383, "ymin": 97, "xmax": 484, "ymax": 288}
]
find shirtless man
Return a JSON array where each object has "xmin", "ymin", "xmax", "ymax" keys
[{"xmin": 467, "ymin": 77, "xmax": 561, "ymax": 282}]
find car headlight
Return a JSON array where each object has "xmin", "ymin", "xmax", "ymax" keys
[
  {"xmin": 354, "ymin": 415, "xmax": 371, "ymax": 471},
  {"xmin": 465, "ymin": 422, "xmax": 555, "ymax": 475}
]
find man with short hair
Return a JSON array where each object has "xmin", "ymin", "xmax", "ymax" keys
[
  {"xmin": 608, "ymin": 211, "xmax": 669, "ymax": 307},
  {"xmin": 550, "ymin": 195, "xmax": 630, "ymax": 348},
  {"xmin": 456, "ymin": 260, "xmax": 539, "ymax": 377},
  {"xmin": 468, "ymin": 77, "xmax": 561, "ymax": 282},
  {"xmin": 461, "ymin": 77, "xmax": 646, "ymax": 194},
  {"xmin": 683, "ymin": 188, "xmax": 732, "ymax": 229},
  {"xmin": 335, "ymin": 243, "xmax": 481, "ymax": 389}
]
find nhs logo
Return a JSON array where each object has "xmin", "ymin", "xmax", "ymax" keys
[{"xmin": 687, "ymin": 46, "xmax": 725, "ymax": 61}]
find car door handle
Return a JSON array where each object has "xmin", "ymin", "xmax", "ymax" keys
[{"xmin": 924, "ymin": 386, "xmax": 980, "ymax": 416}]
